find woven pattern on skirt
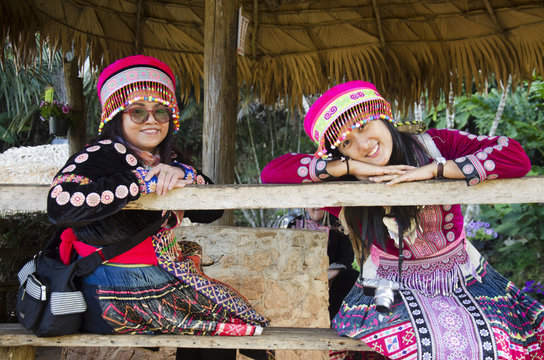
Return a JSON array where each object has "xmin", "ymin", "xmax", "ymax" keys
[{"xmin": 331, "ymin": 257, "xmax": 544, "ymax": 360}]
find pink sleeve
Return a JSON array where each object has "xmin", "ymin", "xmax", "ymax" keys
[
  {"xmin": 261, "ymin": 153, "xmax": 341, "ymax": 217},
  {"xmin": 261, "ymin": 153, "xmax": 330, "ymax": 184},
  {"xmin": 426, "ymin": 128, "xmax": 531, "ymax": 186}
]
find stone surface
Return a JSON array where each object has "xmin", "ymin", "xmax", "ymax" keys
[
  {"xmin": 177, "ymin": 226, "xmax": 330, "ymax": 330},
  {"xmin": 181, "ymin": 226, "xmax": 330, "ymax": 360}
]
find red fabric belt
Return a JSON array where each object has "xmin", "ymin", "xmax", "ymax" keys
[{"xmin": 59, "ymin": 228, "xmax": 157, "ymax": 265}]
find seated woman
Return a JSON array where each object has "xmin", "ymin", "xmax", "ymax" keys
[
  {"xmin": 47, "ymin": 55, "xmax": 270, "ymax": 359},
  {"xmin": 261, "ymin": 80, "xmax": 544, "ymax": 359}
]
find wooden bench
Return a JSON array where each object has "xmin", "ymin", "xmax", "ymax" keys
[
  {"xmin": 1, "ymin": 177, "xmax": 543, "ymax": 359},
  {"xmin": 0, "ymin": 323, "xmax": 369, "ymax": 357}
]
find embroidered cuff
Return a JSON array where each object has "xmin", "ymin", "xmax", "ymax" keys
[
  {"xmin": 310, "ymin": 157, "xmax": 331, "ymax": 181},
  {"xmin": 132, "ymin": 169, "xmax": 157, "ymax": 194},
  {"xmin": 454, "ymin": 155, "xmax": 489, "ymax": 186},
  {"xmin": 172, "ymin": 161, "xmax": 197, "ymax": 183}
]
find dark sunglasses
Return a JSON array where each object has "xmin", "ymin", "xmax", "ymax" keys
[{"xmin": 123, "ymin": 107, "xmax": 172, "ymax": 124}]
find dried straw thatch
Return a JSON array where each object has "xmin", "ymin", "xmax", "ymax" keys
[{"xmin": 2, "ymin": 0, "xmax": 544, "ymax": 107}]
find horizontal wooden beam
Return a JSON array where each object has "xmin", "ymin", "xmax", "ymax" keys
[
  {"xmin": 0, "ymin": 324, "xmax": 369, "ymax": 351},
  {"xmin": 1, "ymin": 176, "xmax": 543, "ymax": 211}
]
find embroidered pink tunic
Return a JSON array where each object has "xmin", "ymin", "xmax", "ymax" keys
[{"xmin": 262, "ymin": 129, "xmax": 544, "ymax": 360}]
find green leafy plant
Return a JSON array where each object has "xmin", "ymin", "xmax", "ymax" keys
[
  {"xmin": 39, "ymin": 86, "xmax": 74, "ymax": 123},
  {"xmin": 39, "ymin": 99, "xmax": 74, "ymax": 122},
  {"xmin": 475, "ymin": 203, "xmax": 543, "ymax": 289}
]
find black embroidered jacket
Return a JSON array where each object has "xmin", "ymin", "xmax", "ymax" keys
[{"xmin": 47, "ymin": 139, "xmax": 223, "ymax": 246}]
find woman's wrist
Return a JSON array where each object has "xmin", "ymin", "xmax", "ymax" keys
[
  {"xmin": 325, "ymin": 159, "xmax": 349, "ymax": 177},
  {"xmin": 434, "ymin": 157, "xmax": 446, "ymax": 179},
  {"xmin": 341, "ymin": 157, "xmax": 350, "ymax": 175}
]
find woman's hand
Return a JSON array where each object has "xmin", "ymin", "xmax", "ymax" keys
[
  {"xmin": 145, "ymin": 164, "xmax": 193, "ymax": 195},
  {"xmin": 328, "ymin": 268, "xmax": 341, "ymax": 283},
  {"xmin": 369, "ymin": 163, "xmax": 436, "ymax": 185},
  {"xmin": 349, "ymin": 159, "xmax": 415, "ymax": 180},
  {"xmin": 371, "ymin": 160, "xmax": 464, "ymax": 185}
]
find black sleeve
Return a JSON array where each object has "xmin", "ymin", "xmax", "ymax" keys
[
  {"xmin": 327, "ymin": 224, "xmax": 355, "ymax": 269},
  {"xmin": 47, "ymin": 141, "xmax": 144, "ymax": 227}
]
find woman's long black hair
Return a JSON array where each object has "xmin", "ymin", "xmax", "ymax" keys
[
  {"xmin": 96, "ymin": 113, "xmax": 175, "ymax": 165},
  {"xmin": 339, "ymin": 120, "xmax": 430, "ymax": 262}
]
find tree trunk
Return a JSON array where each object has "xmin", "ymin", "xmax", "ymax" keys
[
  {"xmin": 203, "ymin": 0, "xmax": 238, "ymax": 225},
  {"xmin": 446, "ymin": 83, "xmax": 455, "ymax": 129},
  {"xmin": 64, "ymin": 57, "xmax": 86, "ymax": 156},
  {"xmin": 489, "ymin": 74, "xmax": 512, "ymax": 137}
]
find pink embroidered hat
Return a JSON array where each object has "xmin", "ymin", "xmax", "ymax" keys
[
  {"xmin": 97, "ymin": 55, "xmax": 180, "ymax": 133},
  {"xmin": 304, "ymin": 81, "xmax": 422, "ymax": 158}
]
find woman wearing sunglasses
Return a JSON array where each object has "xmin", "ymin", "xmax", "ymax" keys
[{"xmin": 47, "ymin": 55, "xmax": 270, "ymax": 359}]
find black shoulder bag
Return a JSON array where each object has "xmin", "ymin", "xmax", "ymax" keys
[{"xmin": 16, "ymin": 211, "xmax": 170, "ymax": 337}]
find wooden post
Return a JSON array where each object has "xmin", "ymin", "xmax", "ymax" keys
[
  {"xmin": 64, "ymin": 58, "xmax": 86, "ymax": 156},
  {"xmin": 203, "ymin": 0, "xmax": 238, "ymax": 225}
]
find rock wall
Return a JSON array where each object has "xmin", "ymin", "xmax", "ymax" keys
[
  {"xmin": 179, "ymin": 226, "xmax": 330, "ymax": 360},
  {"xmin": 180, "ymin": 226, "xmax": 330, "ymax": 328}
]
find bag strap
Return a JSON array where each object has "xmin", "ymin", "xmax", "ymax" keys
[
  {"xmin": 73, "ymin": 211, "xmax": 171, "ymax": 276},
  {"xmin": 414, "ymin": 133, "xmax": 443, "ymax": 159}
]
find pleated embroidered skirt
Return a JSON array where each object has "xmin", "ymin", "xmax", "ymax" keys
[{"xmin": 331, "ymin": 244, "xmax": 544, "ymax": 360}]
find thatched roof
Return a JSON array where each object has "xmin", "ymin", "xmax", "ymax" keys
[{"xmin": 2, "ymin": 0, "xmax": 544, "ymax": 107}]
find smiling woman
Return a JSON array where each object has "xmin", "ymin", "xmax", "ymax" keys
[
  {"xmin": 120, "ymin": 101, "xmax": 172, "ymax": 154},
  {"xmin": 45, "ymin": 55, "xmax": 271, "ymax": 360},
  {"xmin": 261, "ymin": 80, "xmax": 543, "ymax": 360}
]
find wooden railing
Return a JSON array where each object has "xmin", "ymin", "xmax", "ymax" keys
[{"xmin": 2, "ymin": 176, "xmax": 543, "ymax": 212}]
